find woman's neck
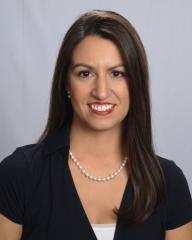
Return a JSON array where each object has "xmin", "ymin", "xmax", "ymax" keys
[{"xmin": 69, "ymin": 122, "xmax": 124, "ymax": 168}]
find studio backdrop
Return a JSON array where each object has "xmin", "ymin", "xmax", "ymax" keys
[{"xmin": 0, "ymin": 0, "xmax": 191, "ymax": 192}]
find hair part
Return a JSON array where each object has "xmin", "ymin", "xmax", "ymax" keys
[{"xmin": 38, "ymin": 9, "xmax": 165, "ymax": 225}]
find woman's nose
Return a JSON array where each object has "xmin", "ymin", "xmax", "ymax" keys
[{"xmin": 91, "ymin": 75, "xmax": 111, "ymax": 100}]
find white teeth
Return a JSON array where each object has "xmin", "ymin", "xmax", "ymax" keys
[{"xmin": 89, "ymin": 104, "xmax": 114, "ymax": 111}]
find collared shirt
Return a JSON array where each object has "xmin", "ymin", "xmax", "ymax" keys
[{"xmin": 0, "ymin": 124, "xmax": 192, "ymax": 240}]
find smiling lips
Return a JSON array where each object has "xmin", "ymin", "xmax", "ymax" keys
[{"xmin": 88, "ymin": 102, "xmax": 115, "ymax": 115}]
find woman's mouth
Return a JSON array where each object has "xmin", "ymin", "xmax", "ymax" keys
[{"xmin": 88, "ymin": 103, "xmax": 115, "ymax": 115}]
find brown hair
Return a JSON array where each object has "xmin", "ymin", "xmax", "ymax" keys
[{"xmin": 38, "ymin": 9, "xmax": 165, "ymax": 225}]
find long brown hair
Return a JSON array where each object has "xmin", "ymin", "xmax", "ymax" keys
[{"xmin": 38, "ymin": 10, "xmax": 165, "ymax": 225}]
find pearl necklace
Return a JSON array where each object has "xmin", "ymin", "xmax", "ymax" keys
[{"xmin": 69, "ymin": 150, "xmax": 128, "ymax": 182}]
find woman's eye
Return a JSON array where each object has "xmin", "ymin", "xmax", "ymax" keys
[
  {"xmin": 78, "ymin": 71, "xmax": 91, "ymax": 78},
  {"xmin": 111, "ymin": 71, "xmax": 126, "ymax": 78}
]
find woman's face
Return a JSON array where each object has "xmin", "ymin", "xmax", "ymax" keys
[{"xmin": 67, "ymin": 35, "xmax": 130, "ymax": 132}]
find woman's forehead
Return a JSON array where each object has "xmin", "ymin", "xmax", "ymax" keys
[{"xmin": 70, "ymin": 36, "xmax": 125, "ymax": 68}]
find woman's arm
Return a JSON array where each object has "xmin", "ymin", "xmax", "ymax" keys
[
  {"xmin": 0, "ymin": 213, "xmax": 23, "ymax": 240},
  {"xmin": 165, "ymin": 221, "xmax": 192, "ymax": 240}
]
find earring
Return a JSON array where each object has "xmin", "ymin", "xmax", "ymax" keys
[{"xmin": 66, "ymin": 90, "xmax": 71, "ymax": 99}]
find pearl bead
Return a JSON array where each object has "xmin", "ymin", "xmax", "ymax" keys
[{"xmin": 69, "ymin": 150, "xmax": 127, "ymax": 183}]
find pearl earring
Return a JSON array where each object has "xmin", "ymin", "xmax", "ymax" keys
[{"xmin": 66, "ymin": 90, "xmax": 71, "ymax": 99}]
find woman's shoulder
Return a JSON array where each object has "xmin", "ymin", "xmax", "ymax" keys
[
  {"xmin": 157, "ymin": 155, "xmax": 186, "ymax": 181},
  {"xmin": 156, "ymin": 155, "xmax": 190, "ymax": 192},
  {"xmin": 0, "ymin": 142, "xmax": 51, "ymax": 223},
  {"xmin": 0, "ymin": 142, "xmax": 45, "ymax": 169},
  {"xmin": 0, "ymin": 142, "xmax": 50, "ymax": 185},
  {"xmin": 0, "ymin": 143, "xmax": 46, "ymax": 225},
  {"xmin": 156, "ymin": 155, "xmax": 192, "ymax": 229},
  {"xmin": 157, "ymin": 155, "xmax": 178, "ymax": 168},
  {"xmin": 0, "ymin": 124, "xmax": 69, "ymax": 175}
]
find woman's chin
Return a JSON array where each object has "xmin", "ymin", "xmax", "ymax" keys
[{"xmin": 82, "ymin": 120, "xmax": 122, "ymax": 133}]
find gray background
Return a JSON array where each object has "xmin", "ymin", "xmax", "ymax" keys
[{"xmin": 0, "ymin": 0, "xmax": 191, "ymax": 192}]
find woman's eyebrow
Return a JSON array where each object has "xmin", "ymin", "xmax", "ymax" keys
[
  {"xmin": 71, "ymin": 63, "xmax": 94, "ymax": 70},
  {"xmin": 71, "ymin": 63, "xmax": 126, "ymax": 70},
  {"xmin": 108, "ymin": 64, "xmax": 126, "ymax": 70}
]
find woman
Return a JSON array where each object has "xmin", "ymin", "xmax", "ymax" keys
[{"xmin": 0, "ymin": 10, "xmax": 192, "ymax": 240}]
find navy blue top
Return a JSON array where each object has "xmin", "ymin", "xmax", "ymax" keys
[{"xmin": 0, "ymin": 125, "xmax": 192, "ymax": 240}]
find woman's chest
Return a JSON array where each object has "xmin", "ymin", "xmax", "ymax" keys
[
  {"xmin": 23, "ymin": 193, "xmax": 165, "ymax": 240},
  {"xmin": 21, "ymin": 157, "xmax": 165, "ymax": 240},
  {"xmin": 68, "ymin": 159, "xmax": 129, "ymax": 224}
]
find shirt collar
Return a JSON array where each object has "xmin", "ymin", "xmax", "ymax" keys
[{"xmin": 43, "ymin": 122, "xmax": 71, "ymax": 155}]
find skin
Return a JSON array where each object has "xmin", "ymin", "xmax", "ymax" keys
[
  {"xmin": 165, "ymin": 222, "xmax": 192, "ymax": 240},
  {"xmin": 68, "ymin": 35, "xmax": 130, "ymax": 133},
  {"xmin": 0, "ymin": 213, "xmax": 22, "ymax": 240}
]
